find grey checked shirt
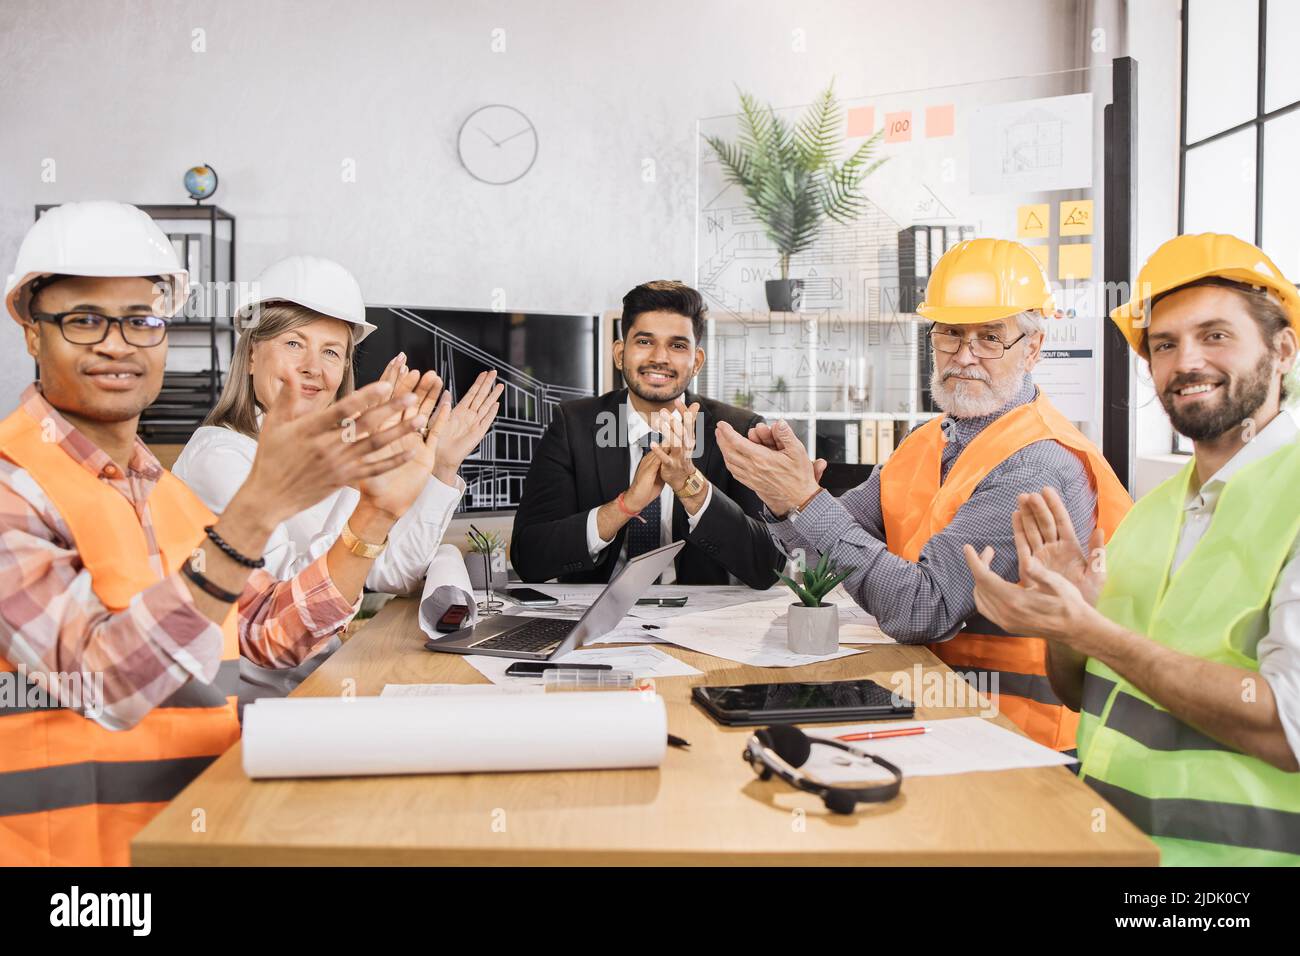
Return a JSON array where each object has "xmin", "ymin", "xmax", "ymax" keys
[{"xmin": 765, "ymin": 378, "xmax": 1097, "ymax": 643}]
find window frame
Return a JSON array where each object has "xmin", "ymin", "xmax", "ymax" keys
[{"xmin": 1175, "ymin": 0, "xmax": 1300, "ymax": 453}]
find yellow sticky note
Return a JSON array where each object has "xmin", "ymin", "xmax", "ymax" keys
[
  {"xmin": 1017, "ymin": 204, "xmax": 1049, "ymax": 239},
  {"xmin": 1059, "ymin": 243, "xmax": 1093, "ymax": 280},
  {"xmin": 1027, "ymin": 245, "xmax": 1050, "ymax": 273},
  {"xmin": 1060, "ymin": 199, "xmax": 1094, "ymax": 237}
]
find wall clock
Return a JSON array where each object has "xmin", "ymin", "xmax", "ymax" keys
[{"xmin": 457, "ymin": 105, "xmax": 538, "ymax": 185}]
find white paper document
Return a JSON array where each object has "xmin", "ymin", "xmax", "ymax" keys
[
  {"xmin": 649, "ymin": 604, "xmax": 870, "ymax": 667},
  {"xmin": 464, "ymin": 645, "xmax": 703, "ymax": 686},
  {"xmin": 648, "ymin": 593, "xmax": 888, "ymax": 668},
  {"xmin": 242, "ymin": 692, "xmax": 667, "ymax": 778},
  {"xmin": 804, "ymin": 717, "xmax": 1077, "ymax": 782}
]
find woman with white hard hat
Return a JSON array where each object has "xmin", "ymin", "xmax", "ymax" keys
[{"xmin": 174, "ymin": 254, "xmax": 503, "ymax": 702}]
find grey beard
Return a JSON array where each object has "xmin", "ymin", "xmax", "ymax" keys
[{"xmin": 930, "ymin": 356, "xmax": 1028, "ymax": 418}]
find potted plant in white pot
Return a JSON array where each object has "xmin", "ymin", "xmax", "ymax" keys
[
  {"xmin": 780, "ymin": 553, "xmax": 851, "ymax": 655},
  {"xmin": 467, "ymin": 530, "xmax": 506, "ymax": 590},
  {"xmin": 705, "ymin": 81, "xmax": 886, "ymax": 313}
]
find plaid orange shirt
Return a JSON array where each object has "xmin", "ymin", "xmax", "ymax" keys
[{"xmin": 0, "ymin": 385, "xmax": 354, "ymax": 731}]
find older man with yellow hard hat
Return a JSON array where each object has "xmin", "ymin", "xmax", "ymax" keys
[
  {"xmin": 965, "ymin": 233, "xmax": 1300, "ymax": 865},
  {"xmin": 718, "ymin": 238, "xmax": 1131, "ymax": 752}
]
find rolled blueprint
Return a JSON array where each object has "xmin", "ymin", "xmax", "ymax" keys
[{"xmin": 242, "ymin": 691, "xmax": 667, "ymax": 779}]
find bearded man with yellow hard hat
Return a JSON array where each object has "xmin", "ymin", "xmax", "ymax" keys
[
  {"xmin": 965, "ymin": 233, "xmax": 1300, "ymax": 865},
  {"xmin": 718, "ymin": 238, "xmax": 1131, "ymax": 752}
]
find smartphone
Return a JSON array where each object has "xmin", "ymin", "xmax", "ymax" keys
[
  {"xmin": 505, "ymin": 587, "xmax": 559, "ymax": 607},
  {"xmin": 505, "ymin": 661, "xmax": 613, "ymax": 677}
]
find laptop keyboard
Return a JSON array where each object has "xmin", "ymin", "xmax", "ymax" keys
[{"xmin": 473, "ymin": 618, "xmax": 578, "ymax": 654}]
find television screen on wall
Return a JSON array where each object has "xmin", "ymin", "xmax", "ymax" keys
[{"xmin": 356, "ymin": 306, "xmax": 600, "ymax": 514}]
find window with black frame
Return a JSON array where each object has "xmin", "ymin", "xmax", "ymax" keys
[{"xmin": 1176, "ymin": 0, "xmax": 1300, "ymax": 452}]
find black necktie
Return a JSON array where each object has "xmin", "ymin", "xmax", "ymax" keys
[{"xmin": 626, "ymin": 432, "xmax": 662, "ymax": 560}]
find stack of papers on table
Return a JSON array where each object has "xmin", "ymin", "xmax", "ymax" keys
[
  {"xmin": 489, "ymin": 584, "xmax": 892, "ymax": 669},
  {"xmin": 804, "ymin": 717, "xmax": 1078, "ymax": 781},
  {"xmin": 464, "ymin": 645, "xmax": 703, "ymax": 686}
]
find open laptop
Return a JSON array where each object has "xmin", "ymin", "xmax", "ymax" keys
[{"xmin": 423, "ymin": 540, "xmax": 684, "ymax": 660}]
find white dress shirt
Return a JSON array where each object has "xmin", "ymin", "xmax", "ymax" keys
[
  {"xmin": 584, "ymin": 404, "xmax": 712, "ymax": 584},
  {"xmin": 1170, "ymin": 409, "xmax": 1300, "ymax": 762}
]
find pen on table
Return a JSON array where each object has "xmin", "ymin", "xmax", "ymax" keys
[
  {"xmin": 836, "ymin": 726, "xmax": 929, "ymax": 742},
  {"xmin": 667, "ymin": 734, "xmax": 691, "ymax": 749}
]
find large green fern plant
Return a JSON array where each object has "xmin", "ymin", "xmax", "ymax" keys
[{"xmin": 705, "ymin": 81, "xmax": 886, "ymax": 280}]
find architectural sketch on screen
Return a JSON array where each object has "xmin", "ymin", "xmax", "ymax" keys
[{"xmin": 361, "ymin": 307, "xmax": 595, "ymax": 514}]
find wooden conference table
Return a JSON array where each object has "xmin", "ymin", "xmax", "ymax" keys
[{"xmin": 132, "ymin": 589, "xmax": 1158, "ymax": 866}]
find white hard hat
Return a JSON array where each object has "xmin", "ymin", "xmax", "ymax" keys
[
  {"xmin": 4, "ymin": 201, "xmax": 189, "ymax": 324},
  {"xmin": 236, "ymin": 255, "xmax": 376, "ymax": 342}
]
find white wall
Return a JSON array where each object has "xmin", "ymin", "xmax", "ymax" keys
[{"xmin": 0, "ymin": 0, "xmax": 1082, "ymax": 412}]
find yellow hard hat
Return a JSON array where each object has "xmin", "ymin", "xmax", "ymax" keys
[
  {"xmin": 916, "ymin": 238, "xmax": 1055, "ymax": 325},
  {"xmin": 1110, "ymin": 232, "xmax": 1300, "ymax": 357}
]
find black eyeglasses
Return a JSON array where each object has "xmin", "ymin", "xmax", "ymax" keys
[
  {"xmin": 928, "ymin": 323, "xmax": 1027, "ymax": 359},
  {"xmin": 31, "ymin": 311, "xmax": 171, "ymax": 348}
]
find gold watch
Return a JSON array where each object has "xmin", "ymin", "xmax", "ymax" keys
[
  {"xmin": 674, "ymin": 469, "xmax": 707, "ymax": 498},
  {"xmin": 340, "ymin": 521, "xmax": 388, "ymax": 559}
]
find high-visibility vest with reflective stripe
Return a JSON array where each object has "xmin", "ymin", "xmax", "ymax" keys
[
  {"xmin": 1081, "ymin": 441, "xmax": 1300, "ymax": 866},
  {"xmin": 880, "ymin": 392, "xmax": 1132, "ymax": 750},
  {"xmin": 0, "ymin": 407, "xmax": 240, "ymax": 867}
]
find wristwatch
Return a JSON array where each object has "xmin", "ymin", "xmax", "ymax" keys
[
  {"xmin": 340, "ymin": 521, "xmax": 388, "ymax": 559},
  {"xmin": 674, "ymin": 469, "xmax": 708, "ymax": 498}
]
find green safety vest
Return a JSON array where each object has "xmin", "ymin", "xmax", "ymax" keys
[{"xmin": 1078, "ymin": 436, "xmax": 1300, "ymax": 865}]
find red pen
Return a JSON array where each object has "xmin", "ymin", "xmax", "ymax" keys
[{"xmin": 836, "ymin": 726, "xmax": 929, "ymax": 742}]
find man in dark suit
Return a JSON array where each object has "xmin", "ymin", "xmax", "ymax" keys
[{"xmin": 511, "ymin": 281, "xmax": 783, "ymax": 588}]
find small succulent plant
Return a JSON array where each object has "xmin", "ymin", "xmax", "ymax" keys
[
  {"xmin": 466, "ymin": 528, "xmax": 504, "ymax": 555},
  {"xmin": 780, "ymin": 552, "xmax": 850, "ymax": 607}
]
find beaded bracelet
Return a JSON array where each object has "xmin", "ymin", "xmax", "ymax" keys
[
  {"xmin": 181, "ymin": 562, "xmax": 241, "ymax": 604},
  {"xmin": 204, "ymin": 525, "xmax": 266, "ymax": 569}
]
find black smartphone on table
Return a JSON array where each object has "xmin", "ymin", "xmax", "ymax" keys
[
  {"xmin": 504, "ymin": 661, "xmax": 614, "ymax": 677},
  {"xmin": 505, "ymin": 587, "xmax": 559, "ymax": 607}
]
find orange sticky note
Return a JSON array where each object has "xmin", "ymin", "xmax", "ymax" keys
[
  {"xmin": 1027, "ymin": 245, "xmax": 1050, "ymax": 272},
  {"xmin": 1017, "ymin": 204, "xmax": 1049, "ymax": 239},
  {"xmin": 1059, "ymin": 199, "xmax": 1094, "ymax": 237},
  {"xmin": 1058, "ymin": 243, "xmax": 1093, "ymax": 280},
  {"xmin": 884, "ymin": 111, "xmax": 913, "ymax": 143},
  {"xmin": 925, "ymin": 104, "xmax": 955, "ymax": 138},
  {"xmin": 846, "ymin": 106, "xmax": 875, "ymax": 138}
]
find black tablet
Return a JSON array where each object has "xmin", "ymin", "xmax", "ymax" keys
[{"xmin": 692, "ymin": 679, "xmax": 915, "ymax": 726}]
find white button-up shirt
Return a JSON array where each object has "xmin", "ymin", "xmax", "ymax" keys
[
  {"xmin": 583, "ymin": 404, "xmax": 712, "ymax": 585},
  {"xmin": 1171, "ymin": 409, "xmax": 1300, "ymax": 762}
]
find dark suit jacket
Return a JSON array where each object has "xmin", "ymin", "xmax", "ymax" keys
[{"xmin": 510, "ymin": 389, "xmax": 783, "ymax": 588}]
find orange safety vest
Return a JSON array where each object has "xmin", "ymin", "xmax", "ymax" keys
[
  {"xmin": 879, "ymin": 393, "xmax": 1131, "ymax": 750},
  {"xmin": 0, "ymin": 407, "xmax": 240, "ymax": 866}
]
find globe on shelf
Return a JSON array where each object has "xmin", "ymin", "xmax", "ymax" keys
[{"xmin": 183, "ymin": 165, "xmax": 218, "ymax": 202}]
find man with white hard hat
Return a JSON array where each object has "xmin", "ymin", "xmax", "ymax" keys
[{"xmin": 0, "ymin": 201, "xmax": 439, "ymax": 865}]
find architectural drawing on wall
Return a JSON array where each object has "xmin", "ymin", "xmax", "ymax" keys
[
  {"xmin": 969, "ymin": 92, "xmax": 1093, "ymax": 194},
  {"xmin": 363, "ymin": 307, "xmax": 592, "ymax": 513},
  {"xmin": 1001, "ymin": 108, "xmax": 1064, "ymax": 175}
]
